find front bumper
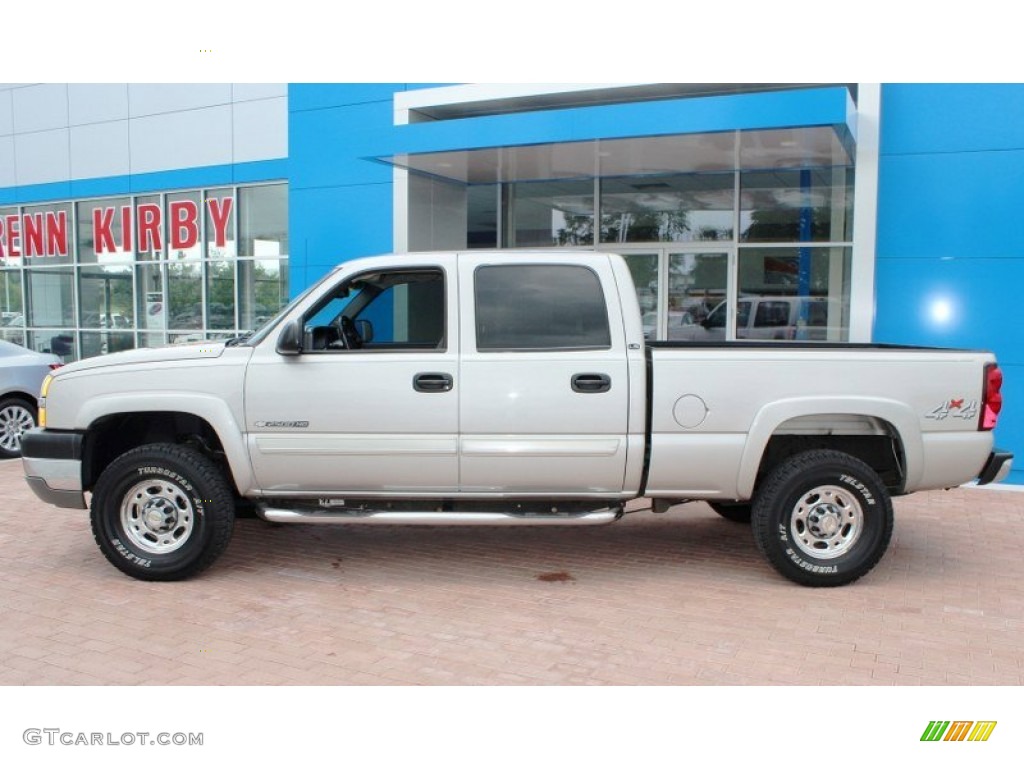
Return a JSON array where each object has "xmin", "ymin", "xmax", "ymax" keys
[
  {"xmin": 21, "ymin": 429, "xmax": 87, "ymax": 509},
  {"xmin": 977, "ymin": 449, "xmax": 1013, "ymax": 485}
]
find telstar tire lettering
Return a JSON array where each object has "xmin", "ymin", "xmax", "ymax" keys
[
  {"xmin": 838, "ymin": 474, "xmax": 876, "ymax": 505},
  {"xmin": 111, "ymin": 538, "xmax": 151, "ymax": 568}
]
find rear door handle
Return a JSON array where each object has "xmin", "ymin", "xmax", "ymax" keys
[
  {"xmin": 571, "ymin": 373, "xmax": 611, "ymax": 393},
  {"xmin": 414, "ymin": 372, "xmax": 454, "ymax": 392}
]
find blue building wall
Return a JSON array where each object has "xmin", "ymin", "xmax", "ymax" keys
[
  {"xmin": 875, "ymin": 84, "xmax": 1024, "ymax": 484},
  {"xmin": 288, "ymin": 84, "xmax": 431, "ymax": 292}
]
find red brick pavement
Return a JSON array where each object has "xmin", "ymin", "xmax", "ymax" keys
[{"xmin": 1, "ymin": 459, "xmax": 1022, "ymax": 685}]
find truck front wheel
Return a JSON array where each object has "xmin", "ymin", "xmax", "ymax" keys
[
  {"xmin": 751, "ymin": 450, "xmax": 893, "ymax": 587},
  {"xmin": 90, "ymin": 443, "xmax": 235, "ymax": 581}
]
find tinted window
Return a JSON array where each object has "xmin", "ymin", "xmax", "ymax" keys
[{"xmin": 475, "ymin": 265, "xmax": 611, "ymax": 351}]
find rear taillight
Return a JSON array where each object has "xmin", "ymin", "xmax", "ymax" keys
[
  {"xmin": 48, "ymin": 363, "xmax": 63, "ymax": 370},
  {"xmin": 980, "ymin": 363, "xmax": 1003, "ymax": 431}
]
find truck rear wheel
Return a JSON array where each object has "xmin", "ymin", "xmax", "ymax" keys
[
  {"xmin": 90, "ymin": 443, "xmax": 235, "ymax": 581},
  {"xmin": 751, "ymin": 450, "xmax": 893, "ymax": 587}
]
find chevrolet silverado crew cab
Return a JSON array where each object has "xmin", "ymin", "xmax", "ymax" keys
[{"xmin": 21, "ymin": 251, "xmax": 1013, "ymax": 587}]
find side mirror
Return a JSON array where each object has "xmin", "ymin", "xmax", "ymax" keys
[
  {"xmin": 276, "ymin": 319, "xmax": 303, "ymax": 355},
  {"xmin": 356, "ymin": 319, "xmax": 374, "ymax": 344}
]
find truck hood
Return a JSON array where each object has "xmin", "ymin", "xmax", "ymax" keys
[{"xmin": 56, "ymin": 340, "xmax": 229, "ymax": 374}]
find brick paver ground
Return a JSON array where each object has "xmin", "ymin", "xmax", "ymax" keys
[{"xmin": 1, "ymin": 458, "xmax": 1022, "ymax": 685}]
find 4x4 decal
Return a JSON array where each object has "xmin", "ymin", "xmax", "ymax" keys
[{"xmin": 926, "ymin": 399, "xmax": 978, "ymax": 421}]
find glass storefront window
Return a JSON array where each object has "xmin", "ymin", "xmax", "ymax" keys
[
  {"xmin": 623, "ymin": 253, "xmax": 658, "ymax": 339},
  {"xmin": 1, "ymin": 266, "xmax": 25, "ymax": 344},
  {"xmin": 138, "ymin": 331, "xmax": 165, "ymax": 350},
  {"xmin": 81, "ymin": 330, "xmax": 135, "ymax": 358},
  {"xmin": 27, "ymin": 330, "xmax": 77, "ymax": 361},
  {"xmin": 507, "ymin": 179, "xmax": 594, "ymax": 247},
  {"xmin": 600, "ymin": 174, "xmax": 734, "ymax": 244},
  {"xmin": 206, "ymin": 260, "xmax": 235, "ymax": 330},
  {"xmin": 666, "ymin": 252, "xmax": 727, "ymax": 341},
  {"xmin": 80, "ymin": 265, "xmax": 134, "ymax": 329},
  {"xmin": 740, "ymin": 168, "xmax": 854, "ymax": 243},
  {"xmin": 167, "ymin": 262, "xmax": 202, "ymax": 330},
  {"xmin": 26, "ymin": 268, "xmax": 75, "ymax": 328},
  {"xmin": 467, "ymin": 184, "xmax": 499, "ymax": 248},
  {"xmin": 737, "ymin": 246, "xmax": 851, "ymax": 341},
  {"xmin": 136, "ymin": 262, "xmax": 165, "ymax": 333},
  {"xmin": 1, "ymin": 269, "xmax": 24, "ymax": 324},
  {"xmin": 239, "ymin": 258, "xmax": 289, "ymax": 331},
  {"xmin": 239, "ymin": 185, "xmax": 286, "ymax": 258}
]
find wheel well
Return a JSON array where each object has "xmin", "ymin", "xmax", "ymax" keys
[
  {"xmin": 83, "ymin": 412, "xmax": 231, "ymax": 492},
  {"xmin": 0, "ymin": 391, "xmax": 38, "ymax": 408},
  {"xmin": 757, "ymin": 415, "xmax": 906, "ymax": 495}
]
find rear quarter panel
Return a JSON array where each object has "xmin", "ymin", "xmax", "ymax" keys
[{"xmin": 644, "ymin": 345, "xmax": 995, "ymax": 498}]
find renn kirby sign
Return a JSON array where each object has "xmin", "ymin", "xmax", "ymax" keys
[{"xmin": 0, "ymin": 196, "xmax": 233, "ymax": 259}]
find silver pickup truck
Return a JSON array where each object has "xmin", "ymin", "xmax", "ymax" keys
[{"xmin": 21, "ymin": 251, "xmax": 1013, "ymax": 587}]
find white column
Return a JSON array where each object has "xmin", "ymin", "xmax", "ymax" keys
[{"xmin": 849, "ymin": 83, "xmax": 882, "ymax": 342}]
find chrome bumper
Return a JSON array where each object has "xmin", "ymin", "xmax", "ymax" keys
[{"xmin": 21, "ymin": 429, "xmax": 87, "ymax": 509}]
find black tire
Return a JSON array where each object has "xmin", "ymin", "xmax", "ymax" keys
[
  {"xmin": 0, "ymin": 395, "xmax": 37, "ymax": 459},
  {"xmin": 708, "ymin": 502, "xmax": 752, "ymax": 524},
  {"xmin": 90, "ymin": 443, "xmax": 235, "ymax": 581},
  {"xmin": 751, "ymin": 450, "xmax": 893, "ymax": 587}
]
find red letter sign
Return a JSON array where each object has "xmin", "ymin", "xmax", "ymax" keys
[
  {"xmin": 207, "ymin": 197, "xmax": 233, "ymax": 248},
  {"xmin": 46, "ymin": 211, "xmax": 69, "ymax": 257},
  {"xmin": 137, "ymin": 203, "xmax": 163, "ymax": 253},
  {"xmin": 169, "ymin": 200, "xmax": 199, "ymax": 250},
  {"xmin": 5, "ymin": 215, "xmax": 21, "ymax": 257},
  {"xmin": 93, "ymin": 208, "xmax": 117, "ymax": 254},
  {"xmin": 23, "ymin": 213, "xmax": 44, "ymax": 257}
]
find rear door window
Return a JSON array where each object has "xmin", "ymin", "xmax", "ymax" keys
[{"xmin": 474, "ymin": 264, "xmax": 611, "ymax": 351}]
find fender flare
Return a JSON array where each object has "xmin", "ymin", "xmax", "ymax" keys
[
  {"xmin": 76, "ymin": 392, "xmax": 254, "ymax": 495},
  {"xmin": 736, "ymin": 396, "xmax": 923, "ymax": 499}
]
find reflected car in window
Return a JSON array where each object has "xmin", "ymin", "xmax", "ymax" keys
[{"xmin": 669, "ymin": 296, "xmax": 846, "ymax": 341}]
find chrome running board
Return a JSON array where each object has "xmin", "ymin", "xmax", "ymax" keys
[{"xmin": 258, "ymin": 506, "xmax": 622, "ymax": 526}]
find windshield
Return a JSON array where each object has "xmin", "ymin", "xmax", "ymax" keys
[{"xmin": 242, "ymin": 267, "xmax": 342, "ymax": 347}]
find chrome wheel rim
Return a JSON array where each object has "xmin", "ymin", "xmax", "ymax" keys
[
  {"xmin": 0, "ymin": 403, "xmax": 35, "ymax": 453},
  {"xmin": 790, "ymin": 484, "xmax": 863, "ymax": 560},
  {"xmin": 120, "ymin": 478, "xmax": 196, "ymax": 554}
]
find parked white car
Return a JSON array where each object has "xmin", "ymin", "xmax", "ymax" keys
[{"xmin": 0, "ymin": 340, "xmax": 62, "ymax": 458}]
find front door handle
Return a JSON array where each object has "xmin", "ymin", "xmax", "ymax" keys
[
  {"xmin": 571, "ymin": 373, "xmax": 611, "ymax": 393},
  {"xmin": 414, "ymin": 372, "xmax": 454, "ymax": 392}
]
